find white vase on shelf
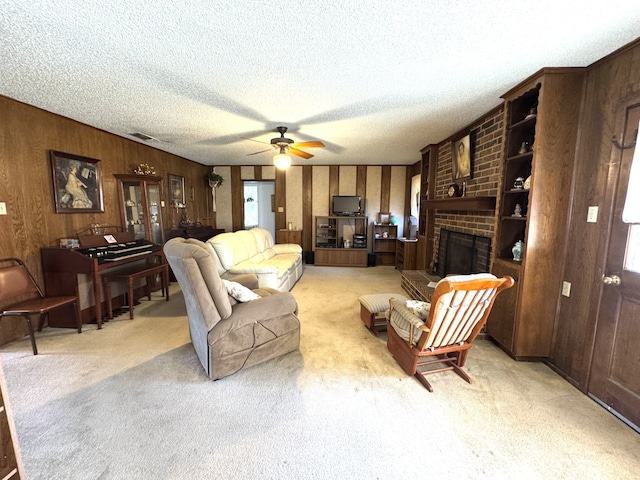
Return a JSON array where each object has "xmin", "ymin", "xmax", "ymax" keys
[{"xmin": 512, "ymin": 240, "xmax": 524, "ymax": 262}]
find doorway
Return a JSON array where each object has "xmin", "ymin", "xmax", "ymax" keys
[
  {"xmin": 243, "ymin": 180, "xmax": 275, "ymax": 239},
  {"xmin": 588, "ymin": 100, "xmax": 640, "ymax": 433}
]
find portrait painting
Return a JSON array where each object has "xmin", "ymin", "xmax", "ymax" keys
[
  {"xmin": 50, "ymin": 150, "xmax": 104, "ymax": 213},
  {"xmin": 168, "ymin": 174, "xmax": 185, "ymax": 206},
  {"xmin": 452, "ymin": 134, "xmax": 472, "ymax": 180}
]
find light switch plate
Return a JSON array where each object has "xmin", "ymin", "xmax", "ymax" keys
[
  {"xmin": 587, "ymin": 206, "xmax": 598, "ymax": 223},
  {"xmin": 0, "ymin": 202, "xmax": 6, "ymax": 215},
  {"xmin": 278, "ymin": 206, "xmax": 284, "ymax": 212},
  {"xmin": 562, "ymin": 281, "xmax": 571, "ymax": 297}
]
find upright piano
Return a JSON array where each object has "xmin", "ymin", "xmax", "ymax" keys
[{"xmin": 41, "ymin": 232, "xmax": 165, "ymax": 328}]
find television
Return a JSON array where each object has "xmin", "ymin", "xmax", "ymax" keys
[{"xmin": 332, "ymin": 195, "xmax": 362, "ymax": 216}]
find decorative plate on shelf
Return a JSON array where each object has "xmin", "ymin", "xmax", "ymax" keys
[
  {"xmin": 447, "ymin": 183, "xmax": 461, "ymax": 197},
  {"xmin": 523, "ymin": 175, "xmax": 531, "ymax": 190}
]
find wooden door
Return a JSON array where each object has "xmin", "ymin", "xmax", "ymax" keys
[{"xmin": 589, "ymin": 101, "xmax": 640, "ymax": 431}]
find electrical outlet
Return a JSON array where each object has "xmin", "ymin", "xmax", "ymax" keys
[
  {"xmin": 278, "ymin": 206, "xmax": 284, "ymax": 213},
  {"xmin": 562, "ymin": 281, "xmax": 571, "ymax": 297},
  {"xmin": 587, "ymin": 206, "xmax": 598, "ymax": 223},
  {"xmin": 0, "ymin": 202, "xmax": 6, "ymax": 215}
]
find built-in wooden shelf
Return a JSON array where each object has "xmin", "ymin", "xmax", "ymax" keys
[{"xmin": 424, "ymin": 196, "xmax": 496, "ymax": 211}]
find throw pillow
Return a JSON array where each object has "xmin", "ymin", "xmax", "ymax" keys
[
  {"xmin": 223, "ymin": 280, "xmax": 261, "ymax": 303},
  {"xmin": 405, "ymin": 300, "xmax": 430, "ymax": 320}
]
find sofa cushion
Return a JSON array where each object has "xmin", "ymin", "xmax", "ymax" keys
[
  {"xmin": 236, "ymin": 229, "xmax": 260, "ymax": 258},
  {"xmin": 193, "ymin": 237, "xmax": 227, "ymax": 276},
  {"xmin": 249, "ymin": 252, "xmax": 266, "ymax": 264},
  {"xmin": 251, "ymin": 227, "xmax": 274, "ymax": 252},
  {"xmin": 209, "ymin": 232, "xmax": 250, "ymax": 270}
]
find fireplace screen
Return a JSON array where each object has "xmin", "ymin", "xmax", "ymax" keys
[{"xmin": 435, "ymin": 228, "xmax": 491, "ymax": 278}]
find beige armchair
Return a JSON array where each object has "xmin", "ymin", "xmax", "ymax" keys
[
  {"xmin": 163, "ymin": 238, "xmax": 300, "ymax": 380},
  {"xmin": 387, "ymin": 273, "xmax": 514, "ymax": 391}
]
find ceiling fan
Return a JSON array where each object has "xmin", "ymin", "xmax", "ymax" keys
[{"xmin": 246, "ymin": 126, "xmax": 325, "ymax": 159}]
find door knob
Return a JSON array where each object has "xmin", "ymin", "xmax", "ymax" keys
[{"xmin": 602, "ymin": 274, "xmax": 621, "ymax": 286}]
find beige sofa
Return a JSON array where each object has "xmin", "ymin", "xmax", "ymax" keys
[
  {"xmin": 163, "ymin": 237, "xmax": 300, "ymax": 380},
  {"xmin": 207, "ymin": 227, "xmax": 303, "ymax": 291}
]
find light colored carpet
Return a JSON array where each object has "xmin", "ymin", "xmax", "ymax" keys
[{"xmin": 1, "ymin": 265, "xmax": 639, "ymax": 479}]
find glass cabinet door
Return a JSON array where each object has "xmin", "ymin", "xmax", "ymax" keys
[
  {"xmin": 122, "ymin": 181, "xmax": 146, "ymax": 240},
  {"xmin": 146, "ymin": 183, "xmax": 163, "ymax": 244},
  {"xmin": 115, "ymin": 174, "xmax": 164, "ymax": 244}
]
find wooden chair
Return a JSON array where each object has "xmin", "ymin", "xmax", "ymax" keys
[
  {"xmin": 0, "ymin": 258, "xmax": 81, "ymax": 355},
  {"xmin": 387, "ymin": 273, "xmax": 514, "ymax": 392}
]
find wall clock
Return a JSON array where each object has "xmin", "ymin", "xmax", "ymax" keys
[{"xmin": 447, "ymin": 183, "xmax": 461, "ymax": 197}]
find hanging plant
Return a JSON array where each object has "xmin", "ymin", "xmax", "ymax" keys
[{"xmin": 207, "ymin": 171, "xmax": 224, "ymax": 188}]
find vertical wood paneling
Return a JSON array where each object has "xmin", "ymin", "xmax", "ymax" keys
[
  {"xmin": 231, "ymin": 166, "xmax": 243, "ymax": 231},
  {"xmin": 275, "ymin": 168, "xmax": 286, "ymax": 230},
  {"xmin": 380, "ymin": 165, "xmax": 391, "ymax": 212},
  {"xmin": 329, "ymin": 166, "xmax": 340, "ymax": 213},
  {"xmin": 302, "ymin": 166, "xmax": 313, "ymax": 252},
  {"xmin": 356, "ymin": 165, "xmax": 367, "ymax": 199},
  {"xmin": 549, "ymin": 42, "xmax": 640, "ymax": 389}
]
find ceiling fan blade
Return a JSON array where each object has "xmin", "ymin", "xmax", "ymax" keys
[
  {"xmin": 242, "ymin": 137, "xmax": 270, "ymax": 145},
  {"xmin": 246, "ymin": 148, "xmax": 274, "ymax": 156},
  {"xmin": 291, "ymin": 141, "xmax": 325, "ymax": 148},
  {"xmin": 289, "ymin": 147, "xmax": 313, "ymax": 159}
]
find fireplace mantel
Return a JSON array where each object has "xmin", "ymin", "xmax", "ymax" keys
[{"xmin": 424, "ymin": 196, "xmax": 496, "ymax": 211}]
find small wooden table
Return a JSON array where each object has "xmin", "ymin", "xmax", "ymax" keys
[
  {"xmin": 276, "ymin": 229, "xmax": 302, "ymax": 247},
  {"xmin": 102, "ymin": 263, "xmax": 169, "ymax": 320}
]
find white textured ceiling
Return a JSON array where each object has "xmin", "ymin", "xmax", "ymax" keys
[{"xmin": 1, "ymin": 1, "xmax": 639, "ymax": 166}]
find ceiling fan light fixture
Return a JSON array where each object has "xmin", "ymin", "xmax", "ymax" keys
[{"xmin": 273, "ymin": 152, "xmax": 291, "ymax": 169}]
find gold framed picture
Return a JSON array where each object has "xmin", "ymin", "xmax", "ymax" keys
[
  {"xmin": 50, "ymin": 150, "xmax": 104, "ymax": 213},
  {"xmin": 452, "ymin": 134, "xmax": 472, "ymax": 181}
]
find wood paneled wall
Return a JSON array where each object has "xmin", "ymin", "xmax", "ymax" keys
[
  {"xmin": 548, "ymin": 38, "xmax": 640, "ymax": 390},
  {"xmin": 0, "ymin": 96, "xmax": 211, "ymax": 345},
  {"xmin": 214, "ymin": 164, "xmax": 411, "ymax": 253}
]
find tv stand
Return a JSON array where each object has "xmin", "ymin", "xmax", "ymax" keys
[{"xmin": 314, "ymin": 216, "xmax": 368, "ymax": 266}]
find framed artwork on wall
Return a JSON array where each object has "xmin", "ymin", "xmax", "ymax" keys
[
  {"xmin": 452, "ymin": 134, "xmax": 472, "ymax": 181},
  {"xmin": 168, "ymin": 173, "xmax": 185, "ymax": 206},
  {"xmin": 50, "ymin": 150, "xmax": 104, "ymax": 213}
]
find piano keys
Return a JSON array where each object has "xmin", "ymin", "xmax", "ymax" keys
[
  {"xmin": 79, "ymin": 240, "xmax": 154, "ymax": 263},
  {"xmin": 41, "ymin": 232, "xmax": 166, "ymax": 328}
]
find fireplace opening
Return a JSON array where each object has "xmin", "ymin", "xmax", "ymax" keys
[{"xmin": 435, "ymin": 228, "xmax": 491, "ymax": 278}]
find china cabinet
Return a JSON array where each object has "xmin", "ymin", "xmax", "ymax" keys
[{"xmin": 114, "ymin": 174, "xmax": 164, "ymax": 245}]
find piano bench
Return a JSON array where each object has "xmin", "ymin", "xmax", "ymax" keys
[{"xmin": 102, "ymin": 263, "xmax": 169, "ymax": 320}]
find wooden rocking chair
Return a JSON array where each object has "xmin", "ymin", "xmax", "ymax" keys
[{"xmin": 387, "ymin": 273, "xmax": 514, "ymax": 392}]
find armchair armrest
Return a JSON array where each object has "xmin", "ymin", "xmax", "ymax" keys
[
  {"xmin": 389, "ymin": 298, "xmax": 429, "ymax": 345},
  {"xmin": 229, "ymin": 291, "xmax": 298, "ymax": 322},
  {"xmin": 272, "ymin": 243, "xmax": 302, "ymax": 255}
]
